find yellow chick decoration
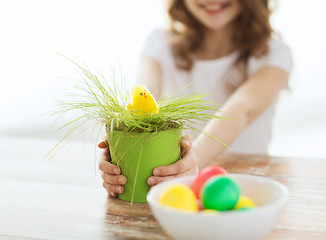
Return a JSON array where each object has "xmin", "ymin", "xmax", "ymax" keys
[{"xmin": 127, "ymin": 85, "xmax": 159, "ymax": 114}]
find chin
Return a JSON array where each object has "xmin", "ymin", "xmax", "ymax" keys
[{"xmin": 202, "ymin": 19, "xmax": 233, "ymax": 31}]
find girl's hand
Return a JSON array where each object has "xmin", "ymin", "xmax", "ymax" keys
[
  {"xmin": 147, "ymin": 135, "xmax": 198, "ymax": 187},
  {"xmin": 98, "ymin": 140, "xmax": 127, "ymax": 197}
]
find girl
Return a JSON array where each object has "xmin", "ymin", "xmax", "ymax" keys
[{"xmin": 99, "ymin": 0, "xmax": 292, "ymax": 197}]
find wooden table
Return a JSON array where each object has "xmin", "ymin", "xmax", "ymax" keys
[{"xmin": 0, "ymin": 136, "xmax": 325, "ymax": 239}]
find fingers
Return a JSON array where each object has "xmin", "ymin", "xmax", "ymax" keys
[
  {"xmin": 103, "ymin": 182, "xmax": 123, "ymax": 197},
  {"xmin": 98, "ymin": 140, "xmax": 108, "ymax": 148},
  {"xmin": 147, "ymin": 175, "xmax": 177, "ymax": 186},
  {"xmin": 98, "ymin": 139, "xmax": 111, "ymax": 160},
  {"xmin": 149, "ymin": 135, "xmax": 198, "ymax": 187},
  {"xmin": 181, "ymin": 134, "xmax": 192, "ymax": 150},
  {"xmin": 180, "ymin": 134, "xmax": 192, "ymax": 157},
  {"xmin": 153, "ymin": 152, "xmax": 197, "ymax": 177},
  {"xmin": 148, "ymin": 166, "xmax": 198, "ymax": 186},
  {"xmin": 99, "ymin": 159, "xmax": 126, "ymax": 197},
  {"xmin": 98, "ymin": 158, "xmax": 120, "ymax": 175},
  {"xmin": 101, "ymin": 172, "xmax": 126, "ymax": 196},
  {"xmin": 101, "ymin": 172, "xmax": 126, "ymax": 185},
  {"xmin": 98, "ymin": 139, "xmax": 124, "ymax": 197},
  {"xmin": 101, "ymin": 176, "xmax": 125, "ymax": 198}
]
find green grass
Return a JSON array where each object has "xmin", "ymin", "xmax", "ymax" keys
[{"xmin": 47, "ymin": 54, "xmax": 227, "ymax": 159}]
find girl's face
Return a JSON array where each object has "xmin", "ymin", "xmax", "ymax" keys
[{"xmin": 184, "ymin": 0, "xmax": 241, "ymax": 31}]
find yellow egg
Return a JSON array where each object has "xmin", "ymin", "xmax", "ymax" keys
[
  {"xmin": 200, "ymin": 209, "xmax": 219, "ymax": 215},
  {"xmin": 159, "ymin": 184, "xmax": 198, "ymax": 212},
  {"xmin": 233, "ymin": 196, "xmax": 256, "ymax": 210}
]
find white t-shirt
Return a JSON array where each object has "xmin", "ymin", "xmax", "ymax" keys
[{"xmin": 140, "ymin": 29, "xmax": 292, "ymax": 155}]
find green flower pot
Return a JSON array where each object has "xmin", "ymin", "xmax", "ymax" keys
[{"xmin": 107, "ymin": 127, "xmax": 183, "ymax": 203}]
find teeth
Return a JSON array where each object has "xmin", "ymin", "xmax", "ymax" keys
[{"xmin": 205, "ymin": 4, "xmax": 221, "ymax": 11}]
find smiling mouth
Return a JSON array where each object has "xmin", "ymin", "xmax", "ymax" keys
[{"xmin": 199, "ymin": 1, "xmax": 231, "ymax": 14}]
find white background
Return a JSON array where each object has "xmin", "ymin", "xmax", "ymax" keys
[{"xmin": 0, "ymin": 0, "xmax": 325, "ymax": 158}]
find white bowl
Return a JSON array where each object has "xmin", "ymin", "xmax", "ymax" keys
[{"xmin": 147, "ymin": 174, "xmax": 288, "ymax": 240}]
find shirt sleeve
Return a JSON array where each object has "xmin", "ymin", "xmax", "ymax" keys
[
  {"xmin": 265, "ymin": 37, "xmax": 293, "ymax": 74},
  {"xmin": 140, "ymin": 29, "xmax": 167, "ymax": 62},
  {"xmin": 248, "ymin": 37, "xmax": 293, "ymax": 76},
  {"xmin": 247, "ymin": 37, "xmax": 293, "ymax": 89}
]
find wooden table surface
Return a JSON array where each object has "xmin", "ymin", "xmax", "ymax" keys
[{"xmin": 0, "ymin": 136, "xmax": 325, "ymax": 240}]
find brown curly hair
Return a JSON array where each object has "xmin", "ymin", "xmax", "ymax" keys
[{"xmin": 166, "ymin": 0, "xmax": 273, "ymax": 72}]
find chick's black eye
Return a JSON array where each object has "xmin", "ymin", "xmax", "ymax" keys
[{"xmin": 139, "ymin": 93, "xmax": 143, "ymax": 96}]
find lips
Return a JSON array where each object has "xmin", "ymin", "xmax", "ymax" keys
[
  {"xmin": 198, "ymin": 1, "xmax": 231, "ymax": 14},
  {"xmin": 205, "ymin": 4, "xmax": 222, "ymax": 11}
]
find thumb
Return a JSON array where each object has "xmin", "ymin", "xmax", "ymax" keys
[
  {"xmin": 180, "ymin": 135, "xmax": 192, "ymax": 156},
  {"xmin": 98, "ymin": 140, "xmax": 108, "ymax": 149}
]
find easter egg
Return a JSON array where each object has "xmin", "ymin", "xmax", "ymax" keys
[
  {"xmin": 196, "ymin": 198, "xmax": 204, "ymax": 211},
  {"xmin": 159, "ymin": 184, "xmax": 198, "ymax": 212},
  {"xmin": 200, "ymin": 209, "xmax": 219, "ymax": 215},
  {"xmin": 237, "ymin": 208, "xmax": 252, "ymax": 211},
  {"xmin": 233, "ymin": 196, "xmax": 256, "ymax": 210},
  {"xmin": 201, "ymin": 176, "xmax": 240, "ymax": 211},
  {"xmin": 192, "ymin": 166, "xmax": 227, "ymax": 198}
]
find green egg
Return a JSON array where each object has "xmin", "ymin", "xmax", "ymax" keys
[
  {"xmin": 236, "ymin": 207, "xmax": 253, "ymax": 211},
  {"xmin": 201, "ymin": 176, "xmax": 240, "ymax": 211}
]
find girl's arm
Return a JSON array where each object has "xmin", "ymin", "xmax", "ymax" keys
[
  {"xmin": 195, "ymin": 66, "xmax": 289, "ymax": 168},
  {"xmin": 150, "ymin": 66, "xmax": 289, "ymax": 183}
]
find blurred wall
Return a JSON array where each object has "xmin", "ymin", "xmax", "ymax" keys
[
  {"xmin": 269, "ymin": 0, "xmax": 326, "ymax": 158},
  {"xmin": 0, "ymin": 0, "xmax": 166, "ymax": 138}
]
